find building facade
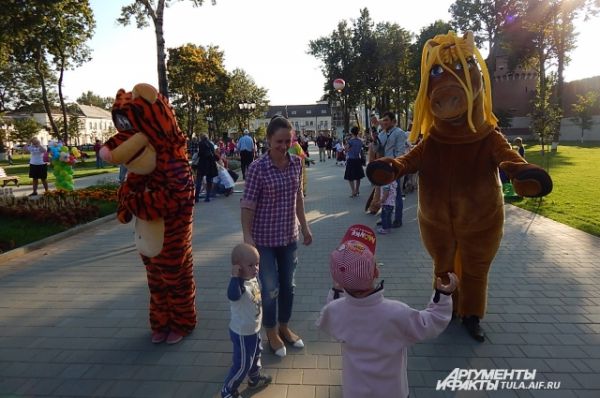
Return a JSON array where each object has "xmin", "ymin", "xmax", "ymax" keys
[
  {"xmin": 252, "ymin": 102, "xmax": 333, "ymax": 140},
  {"xmin": 4, "ymin": 104, "xmax": 114, "ymax": 147}
]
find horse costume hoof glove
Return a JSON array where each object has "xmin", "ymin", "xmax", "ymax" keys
[
  {"xmin": 100, "ymin": 83, "xmax": 197, "ymax": 337},
  {"xmin": 367, "ymin": 32, "xmax": 552, "ymax": 342}
]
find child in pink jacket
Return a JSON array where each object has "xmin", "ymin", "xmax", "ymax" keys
[{"xmin": 316, "ymin": 224, "xmax": 458, "ymax": 398}]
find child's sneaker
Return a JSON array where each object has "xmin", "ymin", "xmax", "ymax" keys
[
  {"xmin": 247, "ymin": 374, "xmax": 272, "ymax": 390},
  {"xmin": 377, "ymin": 227, "xmax": 389, "ymax": 235}
]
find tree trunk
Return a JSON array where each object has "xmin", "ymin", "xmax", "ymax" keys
[
  {"xmin": 538, "ymin": 43, "xmax": 546, "ymax": 154},
  {"xmin": 154, "ymin": 0, "xmax": 169, "ymax": 98},
  {"xmin": 34, "ymin": 50, "xmax": 60, "ymax": 138},
  {"xmin": 57, "ymin": 53, "xmax": 69, "ymax": 144},
  {"xmin": 553, "ymin": 17, "xmax": 567, "ymax": 143}
]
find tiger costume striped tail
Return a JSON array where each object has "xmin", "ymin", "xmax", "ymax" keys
[{"xmin": 100, "ymin": 83, "xmax": 196, "ymax": 337}]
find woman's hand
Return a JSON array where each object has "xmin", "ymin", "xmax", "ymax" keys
[
  {"xmin": 301, "ymin": 225, "xmax": 312, "ymax": 246},
  {"xmin": 243, "ymin": 234, "xmax": 255, "ymax": 247}
]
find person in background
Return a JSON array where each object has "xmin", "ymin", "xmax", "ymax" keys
[
  {"xmin": 237, "ymin": 129, "xmax": 256, "ymax": 180},
  {"xmin": 118, "ymin": 164, "xmax": 128, "ymax": 184},
  {"xmin": 93, "ymin": 139, "xmax": 104, "ymax": 169},
  {"xmin": 325, "ymin": 131, "xmax": 334, "ymax": 159},
  {"xmin": 344, "ymin": 126, "xmax": 365, "ymax": 197},
  {"xmin": 316, "ymin": 132, "xmax": 327, "ymax": 162},
  {"xmin": 7, "ymin": 147, "xmax": 14, "ymax": 165},
  {"xmin": 26, "ymin": 137, "xmax": 48, "ymax": 196},
  {"xmin": 514, "ymin": 137, "xmax": 525, "ymax": 158},
  {"xmin": 194, "ymin": 133, "xmax": 219, "ymax": 203},
  {"xmin": 377, "ymin": 112, "xmax": 408, "ymax": 228}
]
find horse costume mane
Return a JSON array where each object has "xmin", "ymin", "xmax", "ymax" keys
[
  {"xmin": 412, "ymin": 31, "xmax": 496, "ymax": 141},
  {"xmin": 100, "ymin": 83, "xmax": 197, "ymax": 338}
]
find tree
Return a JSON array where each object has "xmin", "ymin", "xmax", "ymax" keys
[
  {"xmin": 449, "ymin": 0, "xmax": 522, "ymax": 88},
  {"xmin": 77, "ymin": 91, "xmax": 114, "ymax": 110},
  {"xmin": 118, "ymin": 0, "xmax": 216, "ymax": 99},
  {"xmin": 0, "ymin": 58, "xmax": 52, "ymax": 112},
  {"xmin": 309, "ymin": 20, "xmax": 362, "ymax": 134},
  {"xmin": 167, "ymin": 43, "xmax": 229, "ymax": 139},
  {"xmin": 571, "ymin": 91, "xmax": 598, "ymax": 143},
  {"xmin": 12, "ymin": 118, "xmax": 42, "ymax": 144},
  {"xmin": 224, "ymin": 69, "xmax": 268, "ymax": 133},
  {"xmin": 409, "ymin": 20, "xmax": 455, "ymax": 103},
  {"xmin": 0, "ymin": 0, "xmax": 95, "ymax": 143},
  {"xmin": 529, "ymin": 74, "xmax": 561, "ymax": 153}
]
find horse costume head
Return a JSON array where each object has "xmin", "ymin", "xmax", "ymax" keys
[
  {"xmin": 99, "ymin": 83, "xmax": 188, "ymax": 175},
  {"xmin": 411, "ymin": 31, "xmax": 497, "ymax": 144}
]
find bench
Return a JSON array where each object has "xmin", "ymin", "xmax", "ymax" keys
[{"xmin": 0, "ymin": 167, "xmax": 19, "ymax": 187}]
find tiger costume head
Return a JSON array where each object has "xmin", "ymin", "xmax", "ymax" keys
[{"xmin": 99, "ymin": 83, "xmax": 188, "ymax": 175}]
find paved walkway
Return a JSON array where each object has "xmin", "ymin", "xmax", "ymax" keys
[{"xmin": 1, "ymin": 150, "xmax": 599, "ymax": 398}]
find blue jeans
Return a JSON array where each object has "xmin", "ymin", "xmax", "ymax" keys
[
  {"xmin": 394, "ymin": 178, "xmax": 403, "ymax": 224},
  {"xmin": 381, "ymin": 205, "xmax": 394, "ymax": 230},
  {"xmin": 256, "ymin": 242, "xmax": 298, "ymax": 328}
]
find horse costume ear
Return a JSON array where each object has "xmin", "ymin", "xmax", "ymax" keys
[{"xmin": 132, "ymin": 83, "xmax": 158, "ymax": 104}]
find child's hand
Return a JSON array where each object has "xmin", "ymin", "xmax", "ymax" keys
[
  {"xmin": 231, "ymin": 264, "xmax": 242, "ymax": 277},
  {"xmin": 436, "ymin": 272, "xmax": 459, "ymax": 294}
]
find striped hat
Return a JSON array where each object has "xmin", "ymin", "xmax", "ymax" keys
[{"xmin": 330, "ymin": 225, "xmax": 377, "ymax": 291}]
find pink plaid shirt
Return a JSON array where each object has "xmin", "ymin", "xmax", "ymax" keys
[{"xmin": 241, "ymin": 152, "xmax": 303, "ymax": 247}]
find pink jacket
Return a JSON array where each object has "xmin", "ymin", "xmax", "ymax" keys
[{"xmin": 316, "ymin": 289, "xmax": 452, "ymax": 398}]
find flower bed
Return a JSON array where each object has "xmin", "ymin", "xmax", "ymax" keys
[{"xmin": 0, "ymin": 183, "xmax": 119, "ymax": 251}]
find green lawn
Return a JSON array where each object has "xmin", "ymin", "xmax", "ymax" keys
[
  {"xmin": 1, "ymin": 152, "xmax": 119, "ymax": 186},
  {"xmin": 0, "ymin": 193, "xmax": 117, "ymax": 249},
  {"xmin": 508, "ymin": 142, "xmax": 600, "ymax": 237}
]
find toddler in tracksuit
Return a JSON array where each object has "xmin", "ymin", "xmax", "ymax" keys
[
  {"xmin": 221, "ymin": 243, "xmax": 272, "ymax": 398},
  {"xmin": 316, "ymin": 224, "xmax": 458, "ymax": 398}
]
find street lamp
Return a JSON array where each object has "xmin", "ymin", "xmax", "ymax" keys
[
  {"xmin": 238, "ymin": 101, "xmax": 256, "ymax": 131},
  {"xmin": 201, "ymin": 98, "xmax": 214, "ymax": 139},
  {"xmin": 333, "ymin": 78, "xmax": 346, "ymax": 141}
]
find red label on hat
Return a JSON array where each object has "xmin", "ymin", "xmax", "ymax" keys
[{"xmin": 341, "ymin": 224, "xmax": 376, "ymax": 254}]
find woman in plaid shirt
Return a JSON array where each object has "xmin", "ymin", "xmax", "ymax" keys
[{"xmin": 241, "ymin": 115, "xmax": 313, "ymax": 357}]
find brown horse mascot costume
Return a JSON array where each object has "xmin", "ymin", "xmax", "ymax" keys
[{"xmin": 367, "ymin": 32, "xmax": 552, "ymax": 341}]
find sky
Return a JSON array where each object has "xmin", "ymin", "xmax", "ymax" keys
[{"xmin": 62, "ymin": 0, "xmax": 600, "ymax": 106}]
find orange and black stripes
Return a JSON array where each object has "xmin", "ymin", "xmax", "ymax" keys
[{"xmin": 109, "ymin": 85, "xmax": 196, "ymax": 335}]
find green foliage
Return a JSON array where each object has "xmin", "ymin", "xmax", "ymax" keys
[
  {"xmin": 308, "ymin": 8, "xmax": 415, "ymax": 131},
  {"xmin": 225, "ymin": 69, "xmax": 269, "ymax": 133},
  {"xmin": 0, "ymin": 0, "xmax": 95, "ymax": 142},
  {"xmin": 167, "ymin": 43, "xmax": 230, "ymax": 139},
  {"xmin": 529, "ymin": 74, "xmax": 562, "ymax": 150},
  {"xmin": 495, "ymin": 108, "xmax": 514, "ymax": 129},
  {"xmin": 12, "ymin": 118, "xmax": 42, "ymax": 143},
  {"xmin": 571, "ymin": 91, "xmax": 598, "ymax": 143},
  {"xmin": 117, "ymin": 1, "xmax": 215, "ymax": 98},
  {"xmin": 77, "ymin": 91, "xmax": 113, "ymax": 110}
]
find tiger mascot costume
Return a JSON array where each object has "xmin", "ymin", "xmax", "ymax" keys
[
  {"xmin": 99, "ymin": 83, "xmax": 196, "ymax": 344},
  {"xmin": 366, "ymin": 32, "xmax": 552, "ymax": 342}
]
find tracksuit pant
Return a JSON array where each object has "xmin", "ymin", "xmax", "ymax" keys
[{"xmin": 221, "ymin": 329, "xmax": 262, "ymax": 398}]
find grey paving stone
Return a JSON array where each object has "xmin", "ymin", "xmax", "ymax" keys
[{"xmin": 1, "ymin": 153, "xmax": 599, "ymax": 397}]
